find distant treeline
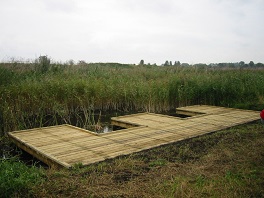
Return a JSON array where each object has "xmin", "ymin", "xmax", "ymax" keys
[
  {"xmin": 1, "ymin": 56, "xmax": 264, "ymax": 69},
  {"xmin": 141, "ymin": 60, "xmax": 264, "ymax": 68}
]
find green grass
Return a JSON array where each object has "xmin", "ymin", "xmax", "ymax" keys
[{"xmin": 0, "ymin": 158, "xmax": 44, "ymax": 198}]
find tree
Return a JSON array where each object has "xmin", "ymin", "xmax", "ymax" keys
[
  {"xmin": 174, "ymin": 61, "xmax": 180, "ymax": 66},
  {"xmin": 67, "ymin": 59, "xmax": 75, "ymax": 66},
  {"xmin": 78, "ymin": 60, "xmax": 87, "ymax": 66},
  {"xmin": 164, "ymin": 60, "xmax": 169, "ymax": 66},
  {"xmin": 249, "ymin": 61, "xmax": 255, "ymax": 67},
  {"xmin": 239, "ymin": 61, "xmax": 245, "ymax": 67},
  {"xmin": 256, "ymin": 63, "xmax": 264, "ymax": 68},
  {"xmin": 139, "ymin": 60, "xmax": 144, "ymax": 65},
  {"xmin": 35, "ymin": 55, "xmax": 51, "ymax": 73}
]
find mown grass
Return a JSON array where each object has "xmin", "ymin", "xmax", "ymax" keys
[{"xmin": 1, "ymin": 121, "xmax": 260, "ymax": 198}]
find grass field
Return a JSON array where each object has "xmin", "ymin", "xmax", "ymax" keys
[{"xmin": 0, "ymin": 62, "xmax": 264, "ymax": 197}]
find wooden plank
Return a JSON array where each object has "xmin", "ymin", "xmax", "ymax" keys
[
  {"xmin": 36, "ymin": 127, "xmax": 147, "ymax": 153},
  {"xmin": 111, "ymin": 120, "xmax": 141, "ymax": 128},
  {"xmin": 40, "ymin": 126, "xmax": 147, "ymax": 149},
  {"xmin": 58, "ymin": 145, "xmax": 134, "ymax": 162},
  {"xmin": 68, "ymin": 156, "xmax": 106, "ymax": 165},
  {"xmin": 10, "ymin": 127, "xmax": 95, "ymax": 141},
  {"xmin": 176, "ymin": 105, "xmax": 230, "ymax": 115},
  {"xmin": 41, "ymin": 137, "xmax": 116, "ymax": 154},
  {"xmin": 55, "ymin": 129, "xmax": 183, "ymax": 160},
  {"xmin": 14, "ymin": 131, "xmax": 91, "ymax": 143},
  {"xmin": 55, "ymin": 136, "xmax": 159, "ymax": 162}
]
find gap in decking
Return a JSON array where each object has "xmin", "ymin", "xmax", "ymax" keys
[
  {"xmin": 162, "ymin": 109, "xmax": 200, "ymax": 118},
  {"xmin": 167, "ymin": 113, "xmax": 191, "ymax": 118},
  {"xmin": 86, "ymin": 123, "xmax": 127, "ymax": 133},
  {"xmin": 18, "ymin": 110, "xmax": 139, "ymax": 134}
]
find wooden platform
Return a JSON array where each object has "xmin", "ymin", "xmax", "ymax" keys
[{"xmin": 8, "ymin": 105, "xmax": 260, "ymax": 168}]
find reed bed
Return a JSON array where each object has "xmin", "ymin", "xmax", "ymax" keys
[{"xmin": 0, "ymin": 63, "xmax": 264, "ymax": 133}]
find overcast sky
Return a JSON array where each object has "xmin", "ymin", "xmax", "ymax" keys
[{"xmin": 0, "ymin": 0, "xmax": 264, "ymax": 64}]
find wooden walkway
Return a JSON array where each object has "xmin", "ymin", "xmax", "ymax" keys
[{"xmin": 8, "ymin": 105, "xmax": 260, "ymax": 168}]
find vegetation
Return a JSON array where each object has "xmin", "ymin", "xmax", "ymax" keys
[
  {"xmin": 1, "ymin": 122, "xmax": 263, "ymax": 197},
  {"xmin": 0, "ymin": 61, "xmax": 263, "ymax": 133},
  {"xmin": 0, "ymin": 157, "xmax": 44, "ymax": 198},
  {"xmin": 0, "ymin": 60, "xmax": 263, "ymax": 197}
]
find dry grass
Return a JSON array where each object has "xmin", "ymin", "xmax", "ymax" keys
[{"xmin": 24, "ymin": 122, "xmax": 264, "ymax": 198}]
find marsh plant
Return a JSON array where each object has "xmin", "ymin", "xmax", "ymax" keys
[{"xmin": 0, "ymin": 62, "xmax": 264, "ymax": 134}]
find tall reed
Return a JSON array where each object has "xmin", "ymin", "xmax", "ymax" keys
[{"xmin": 0, "ymin": 63, "xmax": 263, "ymax": 133}]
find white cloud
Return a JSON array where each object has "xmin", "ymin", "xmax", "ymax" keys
[{"xmin": 0, "ymin": 0, "xmax": 263, "ymax": 64}]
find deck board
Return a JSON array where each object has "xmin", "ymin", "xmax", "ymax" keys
[{"xmin": 8, "ymin": 105, "xmax": 260, "ymax": 168}]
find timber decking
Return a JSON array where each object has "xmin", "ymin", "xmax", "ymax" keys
[{"xmin": 8, "ymin": 105, "xmax": 260, "ymax": 168}]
